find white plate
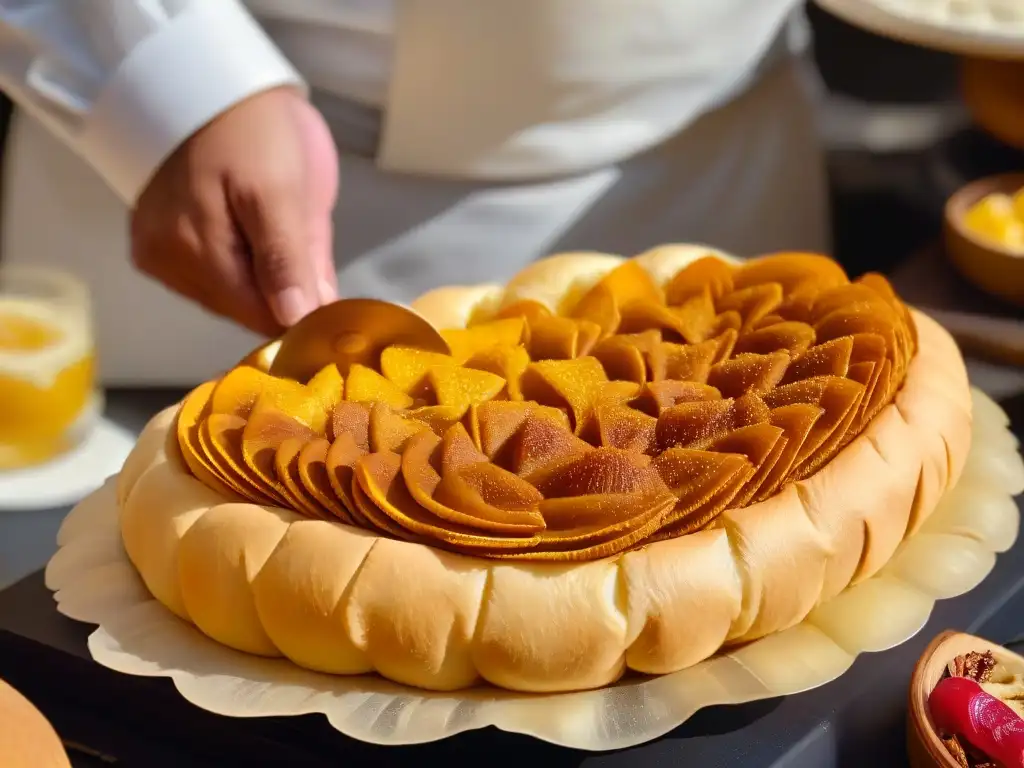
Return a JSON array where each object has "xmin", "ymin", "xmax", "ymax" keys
[
  {"xmin": 818, "ymin": 0, "xmax": 1024, "ymax": 59},
  {"xmin": 0, "ymin": 417, "xmax": 136, "ymax": 512}
]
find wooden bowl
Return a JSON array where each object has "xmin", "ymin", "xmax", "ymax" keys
[
  {"xmin": 907, "ymin": 630, "xmax": 1024, "ymax": 768},
  {"xmin": 0, "ymin": 678, "xmax": 70, "ymax": 767},
  {"xmin": 944, "ymin": 173, "xmax": 1024, "ymax": 308}
]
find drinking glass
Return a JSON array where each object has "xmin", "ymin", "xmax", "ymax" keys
[{"xmin": 0, "ymin": 266, "xmax": 97, "ymax": 470}]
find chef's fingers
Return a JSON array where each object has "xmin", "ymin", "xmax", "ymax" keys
[
  {"xmin": 130, "ymin": 188, "xmax": 282, "ymax": 338},
  {"xmin": 291, "ymin": 97, "xmax": 339, "ymax": 305},
  {"xmin": 229, "ymin": 181, "xmax": 321, "ymax": 327},
  {"xmin": 190, "ymin": 185, "xmax": 287, "ymax": 336},
  {"xmin": 203, "ymin": 222, "xmax": 286, "ymax": 337},
  {"xmin": 310, "ymin": 212, "xmax": 338, "ymax": 304}
]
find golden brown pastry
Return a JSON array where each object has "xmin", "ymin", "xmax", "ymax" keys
[{"xmin": 116, "ymin": 244, "xmax": 972, "ymax": 693}]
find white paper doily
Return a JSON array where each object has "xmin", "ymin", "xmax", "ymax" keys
[
  {"xmin": 818, "ymin": 0, "xmax": 1024, "ymax": 59},
  {"xmin": 44, "ymin": 388, "xmax": 1024, "ymax": 751},
  {"xmin": 0, "ymin": 396, "xmax": 136, "ymax": 512}
]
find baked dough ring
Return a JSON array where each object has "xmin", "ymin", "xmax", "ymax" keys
[{"xmin": 117, "ymin": 244, "xmax": 972, "ymax": 693}]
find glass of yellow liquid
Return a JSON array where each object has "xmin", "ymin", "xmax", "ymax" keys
[{"xmin": 0, "ymin": 266, "xmax": 97, "ymax": 471}]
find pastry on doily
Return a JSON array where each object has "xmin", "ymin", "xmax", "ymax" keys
[{"xmin": 114, "ymin": 244, "xmax": 973, "ymax": 693}]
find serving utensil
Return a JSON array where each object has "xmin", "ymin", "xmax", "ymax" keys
[{"xmin": 266, "ymin": 298, "xmax": 451, "ymax": 382}]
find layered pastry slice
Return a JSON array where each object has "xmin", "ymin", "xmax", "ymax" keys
[{"xmin": 116, "ymin": 244, "xmax": 972, "ymax": 693}]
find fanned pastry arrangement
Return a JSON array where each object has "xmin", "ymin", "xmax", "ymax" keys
[{"xmin": 116, "ymin": 245, "xmax": 973, "ymax": 693}]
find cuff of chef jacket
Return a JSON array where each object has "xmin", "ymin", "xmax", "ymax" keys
[{"xmin": 76, "ymin": 0, "xmax": 308, "ymax": 205}]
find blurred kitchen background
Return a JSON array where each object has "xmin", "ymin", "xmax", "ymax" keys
[
  {"xmin": 0, "ymin": 5, "xmax": 984, "ymax": 286},
  {"xmin": 807, "ymin": 3, "xmax": 981, "ymax": 271},
  {"xmin": 0, "ymin": 4, "xmax": 1013, "ymax": 379}
]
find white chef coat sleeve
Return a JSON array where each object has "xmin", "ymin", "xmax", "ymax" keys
[{"xmin": 0, "ymin": 0, "xmax": 307, "ymax": 204}]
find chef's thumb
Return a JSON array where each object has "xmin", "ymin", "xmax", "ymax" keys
[{"xmin": 238, "ymin": 195, "xmax": 320, "ymax": 327}]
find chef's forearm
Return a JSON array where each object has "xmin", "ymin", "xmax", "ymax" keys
[{"xmin": 0, "ymin": 0, "xmax": 306, "ymax": 204}]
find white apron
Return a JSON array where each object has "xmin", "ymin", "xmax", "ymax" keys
[{"xmin": 0, "ymin": 7, "xmax": 827, "ymax": 387}]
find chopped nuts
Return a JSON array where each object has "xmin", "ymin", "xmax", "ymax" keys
[{"xmin": 948, "ymin": 651, "xmax": 996, "ymax": 683}]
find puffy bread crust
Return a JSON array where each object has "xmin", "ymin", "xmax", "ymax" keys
[
  {"xmin": 474, "ymin": 560, "xmax": 627, "ymax": 692},
  {"xmin": 621, "ymin": 527, "xmax": 742, "ymax": 674},
  {"xmin": 409, "ymin": 284, "xmax": 504, "ymax": 333},
  {"xmin": 346, "ymin": 538, "xmax": 489, "ymax": 690},
  {"xmin": 409, "ymin": 245, "xmax": 742, "ymax": 324},
  {"xmin": 115, "ymin": 244, "xmax": 973, "ymax": 693},
  {"xmin": 251, "ymin": 520, "xmax": 377, "ymax": 676},
  {"xmin": 116, "ymin": 406, "xmax": 179, "ymax": 507}
]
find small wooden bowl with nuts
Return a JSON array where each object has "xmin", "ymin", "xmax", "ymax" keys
[{"xmin": 909, "ymin": 631, "xmax": 1024, "ymax": 768}]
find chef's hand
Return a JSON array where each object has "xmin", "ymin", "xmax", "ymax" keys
[{"xmin": 130, "ymin": 86, "xmax": 339, "ymax": 336}]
